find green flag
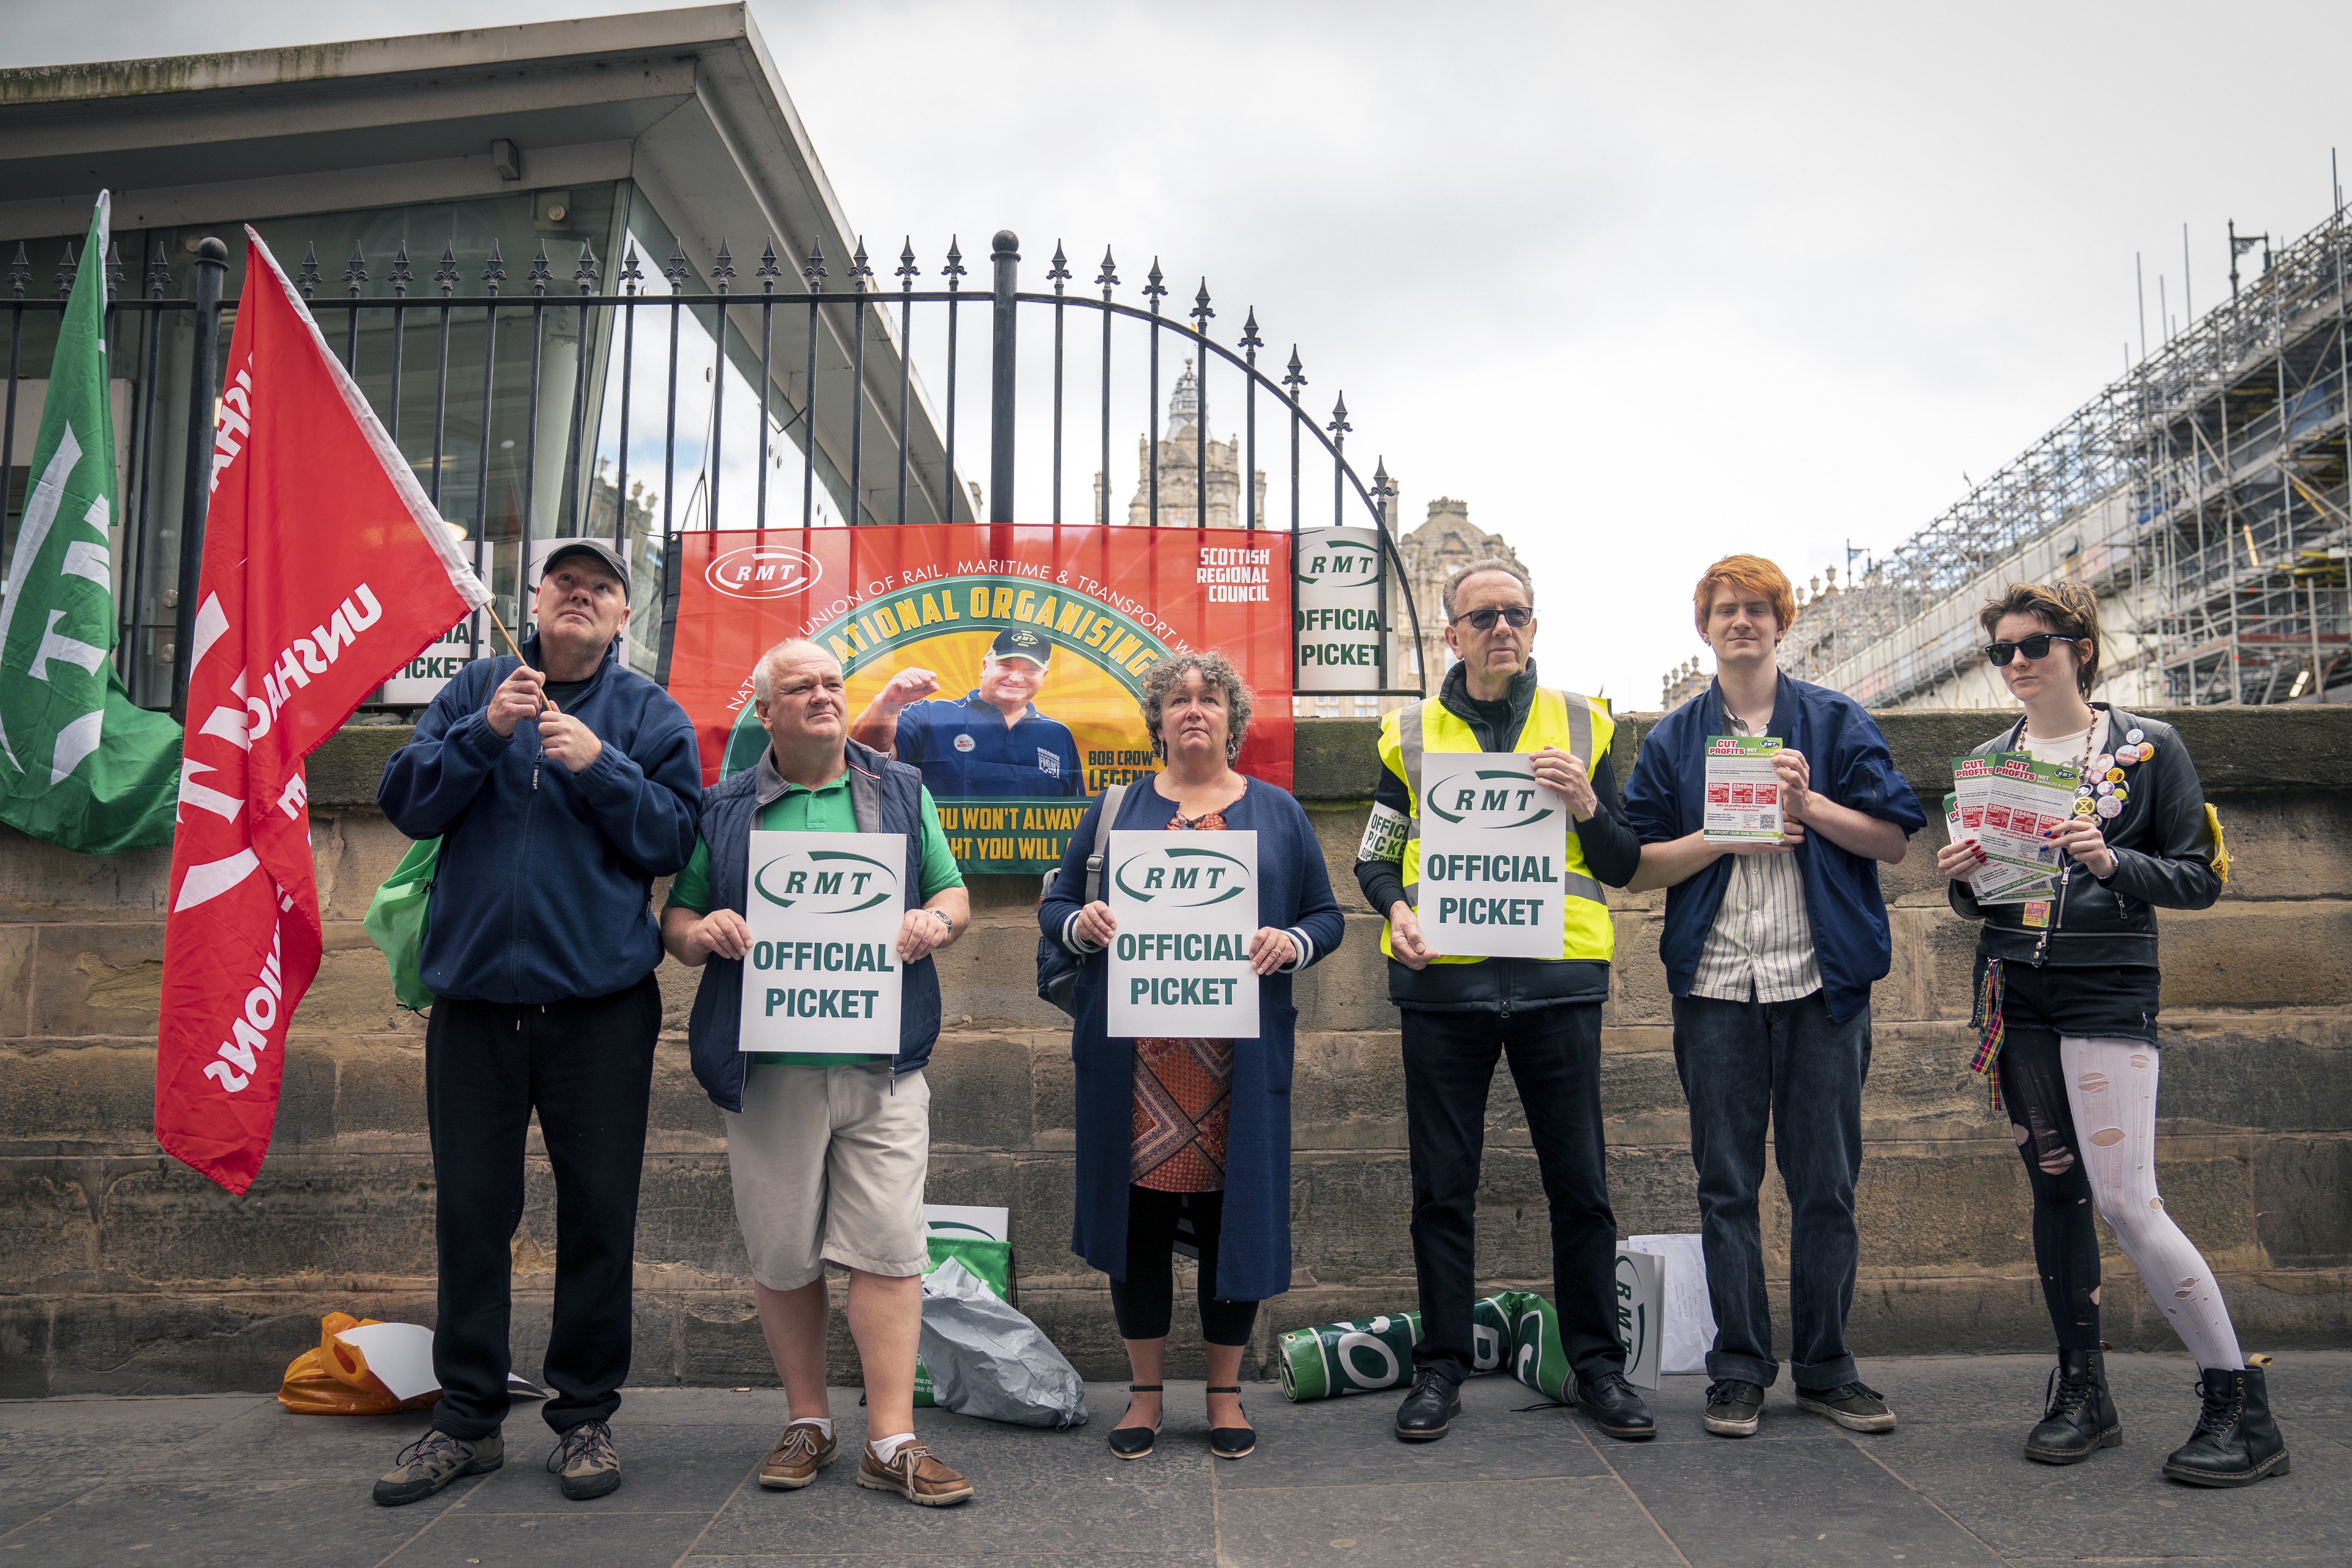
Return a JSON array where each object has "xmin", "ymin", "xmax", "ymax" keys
[{"xmin": 0, "ymin": 192, "xmax": 181, "ymax": 852}]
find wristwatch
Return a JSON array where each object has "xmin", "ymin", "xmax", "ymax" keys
[{"xmin": 930, "ymin": 907, "xmax": 954, "ymax": 934}]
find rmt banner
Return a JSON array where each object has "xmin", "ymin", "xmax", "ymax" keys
[
  {"xmin": 666, "ymin": 526, "xmax": 1294, "ymax": 876},
  {"xmin": 1414, "ymin": 753, "xmax": 1568, "ymax": 959},
  {"xmin": 1106, "ymin": 830, "xmax": 1260, "ymax": 1039},
  {"xmin": 737, "ymin": 831, "xmax": 906, "ymax": 1053}
]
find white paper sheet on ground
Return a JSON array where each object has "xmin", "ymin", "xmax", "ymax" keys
[
  {"xmin": 1627, "ymin": 1234, "xmax": 1719, "ymax": 1376},
  {"xmin": 923, "ymin": 1205, "xmax": 1010, "ymax": 1243},
  {"xmin": 332, "ymin": 1321, "xmax": 545, "ymax": 1401}
]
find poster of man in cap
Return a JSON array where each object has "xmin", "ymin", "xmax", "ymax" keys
[{"xmin": 849, "ymin": 625, "xmax": 1085, "ymax": 800}]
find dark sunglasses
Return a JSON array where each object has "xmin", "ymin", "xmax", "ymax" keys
[
  {"xmin": 1452, "ymin": 605, "xmax": 1533, "ymax": 631},
  {"xmin": 1983, "ymin": 633, "xmax": 2080, "ymax": 666}
]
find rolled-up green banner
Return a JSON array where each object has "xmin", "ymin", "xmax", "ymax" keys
[{"xmin": 1278, "ymin": 1292, "xmax": 1570, "ymax": 1402}]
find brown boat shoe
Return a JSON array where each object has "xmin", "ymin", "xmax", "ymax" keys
[
  {"xmin": 758, "ymin": 1421, "xmax": 840, "ymax": 1490},
  {"xmin": 854, "ymin": 1439, "xmax": 974, "ymax": 1506}
]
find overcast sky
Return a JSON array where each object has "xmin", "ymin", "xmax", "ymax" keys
[{"xmin": 11, "ymin": 1, "xmax": 2350, "ymax": 704}]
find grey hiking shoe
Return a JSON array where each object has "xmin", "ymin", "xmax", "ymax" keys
[
  {"xmin": 374, "ymin": 1430, "xmax": 502, "ymax": 1506},
  {"xmin": 1797, "ymin": 1381, "xmax": 1898, "ymax": 1433},
  {"xmin": 547, "ymin": 1417, "xmax": 622, "ymax": 1500}
]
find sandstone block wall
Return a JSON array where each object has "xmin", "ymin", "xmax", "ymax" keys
[{"xmin": 3, "ymin": 708, "xmax": 2345, "ymax": 1395}]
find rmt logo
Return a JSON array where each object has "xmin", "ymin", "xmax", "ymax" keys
[
  {"xmin": 1424, "ymin": 767, "xmax": 1557, "ymax": 830},
  {"xmin": 706, "ymin": 545, "xmax": 821, "ymax": 599}
]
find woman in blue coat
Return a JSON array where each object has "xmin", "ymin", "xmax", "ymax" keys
[{"xmin": 1041, "ymin": 650, "xmax": 1343, "ymax": 1463}]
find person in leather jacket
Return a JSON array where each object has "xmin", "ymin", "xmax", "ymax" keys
[{"xmin": 1936, "ymin": 582, "xmax": 2285, "ymax": 1489}]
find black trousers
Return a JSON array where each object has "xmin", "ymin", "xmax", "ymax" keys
[
  {"xmin": 1401, "ymin": 1002, "xmax": 1622, "ymax": 1385},
  {"xmin": 425, "ymin": 974, "xmax": 662, "ymax": 1439},
  {"xmin": 1107, "ymin": 1185, "xmax": 1259, "ymax": 1347}
]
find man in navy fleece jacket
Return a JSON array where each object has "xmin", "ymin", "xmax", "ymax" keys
[{"xmin": 373, "ymin": 540, "xmax": 700, "ymax": 1508}]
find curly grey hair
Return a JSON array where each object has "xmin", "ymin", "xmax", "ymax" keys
[{"xmin": 1140, "ymin": 649, "xmax": 1253, "ymax": 765}]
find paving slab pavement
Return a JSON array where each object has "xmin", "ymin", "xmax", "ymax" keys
[{"xmin": 0, "ymin": 1353, "xmax": 2342, "ymax": 1568}]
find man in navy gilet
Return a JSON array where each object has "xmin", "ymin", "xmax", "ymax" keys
[{"xmin": 662, "ymin": 639, "xmax": 975, "ymax": 1507}]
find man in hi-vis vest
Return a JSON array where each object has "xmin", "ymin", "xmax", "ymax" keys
[{"xmin": 1355, "ymin": 559, "xmax": 1651, "ymax": 1445}]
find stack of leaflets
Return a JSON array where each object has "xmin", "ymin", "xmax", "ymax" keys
[
  {"xmin": 1947, "ymin": 752, "xmax": 2076, "ymax": 904},
  {"xmin": 1703, "ymin": 736, "xmax": 1785, "ymax": 845}
]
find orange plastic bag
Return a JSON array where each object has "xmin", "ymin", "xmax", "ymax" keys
[{"xmin": 277, "ymin": 1312, "xmax": 442, "ymax": 1415}]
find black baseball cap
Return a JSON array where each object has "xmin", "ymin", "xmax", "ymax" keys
[
  {"xmin": 539, "ymin": 539, "xmax": 631, "ymax": 599},
  {"xmin": 989, "ymin": 626, "xmax": 1052, "ymax": 667}
]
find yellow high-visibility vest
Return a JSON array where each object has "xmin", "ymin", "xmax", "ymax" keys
[{"xmin": 1376, "ymin": 688, "xmax": 1615, "ymax": 964}]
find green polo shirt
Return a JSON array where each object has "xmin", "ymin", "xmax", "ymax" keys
[{"xmin": 668, "ymin": 768, "xmax": 962, "ymax": 1065}]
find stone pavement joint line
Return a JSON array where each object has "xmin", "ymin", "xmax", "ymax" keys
[{"xmin": 0, "ymin": 1354, "xmax": 2343, "ymax": 1568}]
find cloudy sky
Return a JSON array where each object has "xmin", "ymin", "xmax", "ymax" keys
[{"xmin": 11, "ymin": 0, "xmax": 2350, "ymax": 704}]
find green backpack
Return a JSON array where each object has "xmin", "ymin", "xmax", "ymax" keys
[{"xmin": 363, "ymin": 837, "xmax": 441, "ymax": 1012}]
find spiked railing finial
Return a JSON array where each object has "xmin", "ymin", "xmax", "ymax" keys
[
  {"xmin": 345, "ymin": 243, "xmax": 368, "ymax": 298},
  {"xmin": 105, "ymin": 241, "xmax": 126, "ymax": 299},
  {"xmin": 9, "ymin": 242, "xmax": 31, "ymax": 300},
  {"xmin": 436, "ymin": 245, "xmax": 459, "ymax": 297},
  {"xmin": 849, "ymin": 237, "xmax": 873, "ymax": 291},
  {"xmin": 528, "ymin": 242, "xmax": 553, "ymax": 295},
  {"xmin": 1239, "ymin": 308, "xmax": 1263, "ymax": 354},
  {"xmin": 1095, "ymin": 247, "xmax": 1118, "ymax": 293},
  {"xmin": 148, "ymin": 241, "xmax": 174, "ymax": 299},
  {"xmin": 1047, "ymin": 242, "xmax": 1071, "ymax": 295},
  {"xmin": 664, "ymin": 241, "xmax": 691, "ymax": 292},
  {"xmin": 943, "ymin": 237, "xmax": 965, "ymax": 290},
  {"xmin": 1143, "ymin": 258, "xmax": 1166, "ymax": 309},
  {"xmin": 712, "ymin": 240, "xmax": 736, "ymax": 295},
  {"xmin": 1282, "ymin": 347, "xmax": 1307, "ymax": 401},
  {"xmin": 758, "ymin": 240, "xmax": 781, "ymax": 293},
  {"xmin": 575, "ymin": 240, "xmax": 601, "ymax": 295},
  {"xmin": 298, "ymin": 243, "xmax": 320, "ymax": 299},
  {"xmin": 897, "ymin": 237, "xmax": 920, "ymax": 288},
  {"xmin": 800, "ymin": 239, "xmax": 826, "ymax": 292},
  {"xmin": 1190, "ymin": 278, "xmax": 1213, "ymax": 331},
  {"xmin": 56, "ymin": 240, "xmax": 76, "ymax": 299},
  {"xmin": 620, "ymin": 245, "xmax": 644, "ymax": 295},
  {"xmin": 391, "ymin": 244, "xmax": 414, "ymax": 298},
  {"xmin": 481, "ymin": 241, "xmax": 506, "ymax": 294},
  {"xmin": 1328, "ymin": 394, "xmax": 1350, "ymax": 440}
]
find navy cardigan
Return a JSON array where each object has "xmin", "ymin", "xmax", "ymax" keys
[
  {"xmin": 1038, "ymin": 776, "xmax": 1344, "ymax": 1305},
  {"xmin": 1622, "ymin": 677, "xmax": 1925, "ymax": 1024}
]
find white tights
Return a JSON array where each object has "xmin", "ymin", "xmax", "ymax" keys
[{"xmin": 2060, "ymin": 1036, "xmax": 2244, "ymax": 1372}]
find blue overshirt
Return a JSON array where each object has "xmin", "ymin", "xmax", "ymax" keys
[
  {"xmin": 1622, "ymin": 675, "xmax": 1926, "ymax": 1024},
  {"xmin": 893, "ymin": 690, "xmax": 1083, "ymax": 798}
]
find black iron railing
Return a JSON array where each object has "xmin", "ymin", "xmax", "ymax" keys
[{"xmin": 2, "ymin": 226, "xmax": 1425, "ymax": 717}]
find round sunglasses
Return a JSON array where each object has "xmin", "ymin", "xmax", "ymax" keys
[{"xmin": 1983, "ymin": 633, "xmax": 2080, "ymax": 666}]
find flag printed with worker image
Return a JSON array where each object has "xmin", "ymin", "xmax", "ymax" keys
[
  {"xmin": 0, "ymin": 192, "xmax": 183, "ymax": 853},
  {"xmin": 156, "ymin": 227, "xmax": 489, "ymax": 1195},
  {"xmin": 666, "ymin": 525, "xmax": 1295, "ymax": 875}
]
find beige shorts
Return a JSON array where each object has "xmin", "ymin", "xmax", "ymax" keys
[{"xmin": 722, "ymin": 1062, "xmax": 931, "ymax": 1290}]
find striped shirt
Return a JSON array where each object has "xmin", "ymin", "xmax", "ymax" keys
[{"xmin": 1689, "ymin": 711, "xmax": 1821, "ymax": 1004}]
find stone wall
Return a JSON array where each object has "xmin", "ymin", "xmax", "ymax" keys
[{"xmin": 3, "ymin": 709, "xmax": 2347, "ymax": 1395}]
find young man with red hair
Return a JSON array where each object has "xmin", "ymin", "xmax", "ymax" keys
[{"xmin": 1623, "ymin": 555, "xmax": 1924, "ymax": 1440}]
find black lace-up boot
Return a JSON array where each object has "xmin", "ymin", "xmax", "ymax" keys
[
  {"xmin": 2163, "ymin": 1360, "xmax": 2290, "ymax": 1487},
  {"xmin": 2025, "ymin": 1347, "xmax": 2120, "ymax": 1464}
]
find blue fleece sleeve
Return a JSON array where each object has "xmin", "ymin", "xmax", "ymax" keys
[
  {"xmin": 569, "ymin": 699, "xmax": 703, "ymax": 877},
  {"xmin": 1283, "ymin": 793, "xmax": 1346, "ymax": 968},
  {"xmin": 1831, "ymin": 706, "xmax": 1927, "ymax": 834},
  {"xmin": 1039, "ymin": 791, "xmax": 1110, "ymax": 955},
  {"xmin": 1622, "ymin": 711, "xmax": 1686, "ymax": 845},
  {"xmin": 376, "ymin": 664, "xmax": 516, "ymax": 838}
]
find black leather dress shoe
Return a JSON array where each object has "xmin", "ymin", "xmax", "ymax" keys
[
  {"xmin": 1394, "ymin": 1369, "xmax": 1461, "ymax": 1442},
  {"xmin": 1576, "ymin": 1371, "xmax": 1657, "ymax": 1440}
]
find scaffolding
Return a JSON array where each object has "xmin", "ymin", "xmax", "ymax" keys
[{"xmin": 1757, "ymin": 203, "xmax": 2351, "ymax": 711}]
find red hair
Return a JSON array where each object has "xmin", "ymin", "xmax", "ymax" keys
[{"xmin": 1693, "ymin": 555, "xmax": 1796, "ymax": 635}]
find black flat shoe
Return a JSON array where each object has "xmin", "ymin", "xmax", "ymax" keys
[
  {"xmin": 1207, "ymin": 1385, "xmax": 1254, "ymax": 1459},
  {"xmin": 1394, "ymin": 1368, "xmax": 1461, "ymax": 1443},
  {"xmin": 1108, "ymin": 1384, "xmax": 1162, "ymax": 1460},
  {"xmin": 1576, "ymin": 1370, "xmax": 1657, "ymax": 1441}
]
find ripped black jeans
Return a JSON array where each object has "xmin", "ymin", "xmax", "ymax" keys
[{"xmin": 1992, "ymin": 962, "xmax": 2162, "ymax": 1352}]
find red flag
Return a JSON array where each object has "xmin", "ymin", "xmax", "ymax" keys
[{"xmin": 158, "ymin": 229, "xmax": 488, "ymax": 1194}]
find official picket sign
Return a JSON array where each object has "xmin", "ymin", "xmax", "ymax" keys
[
  {"xmin": 737, "ymin": 831, "xmax": 906, "ymax": 1053},
  {"xmin": 1293, "ymin": 527, "xmax": 1386, "ymax": 691},
  {"xmin": 1416, "ymin": 753, "xmax": 1567, "ymax": 960},
  {"xmin": 1106, "ymin": 830, "xmax": 1261, "ymax": 1039}
]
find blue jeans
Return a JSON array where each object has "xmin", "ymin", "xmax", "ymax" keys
[{"xmin": 1671, "ymin": 990, "xmax": 1870, "ymax": 1390}]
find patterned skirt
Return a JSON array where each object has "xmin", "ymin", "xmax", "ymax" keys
[{"xmin": 1130, "ymin": 807, "xmax": 1234, "ymax": 1193}]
